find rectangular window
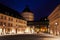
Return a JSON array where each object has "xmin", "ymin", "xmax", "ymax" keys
[
  {"xmin": 4, "ymin": 16, "xmax": 7, "ymax": 20},
  {"xmin": 3, "ymin": 22, "xmax": 6, "ymax": 26},
  {"xmin": 16, "ymin": 20, "xmax": 18, "ymax": 22},
  {"xmin": 8, "ymin": 17, "xmax": 13, "ymax": 21},
  {"xmin": 8, "ymin": 23, "xmax": 10, "ymax": 27},
  {"xmin": 8, "ymin": 18, "xmax": 10, "ymax": 21},
  {"xmin": 1, "ymin": 16, "xmax": 3, "ymax": 19},
  {"xmin": 11, "ymin": 18, "xmax": 13, "ymax": 21},
  {"xmin": 0, "ymin": 22, "xmax": 3, "ymax": 26},
  {"xmin": 11, "ymin": 23, "xmax": 13, "ymax": 27}
]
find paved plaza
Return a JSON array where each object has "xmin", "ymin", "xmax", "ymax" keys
[{"xmin": 0, "ymin": 33, "xmax": 60, "ymax": 40}]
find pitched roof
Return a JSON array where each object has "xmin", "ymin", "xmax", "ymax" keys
[
  {"xmin": 0, "ymin": 3, "xmax": 25, "ymax": 20},
  {"xmin": 23, "ymin": 5, "xmax": 32, "ymax": 12}
]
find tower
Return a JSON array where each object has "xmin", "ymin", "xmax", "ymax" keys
[{"xmin": 21, "ymin": 6, "xmax": 34, "ymax": 21}]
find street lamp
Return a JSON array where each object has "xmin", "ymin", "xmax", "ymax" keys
[
  {"xmin": 3, "ymin": 24, "xmax": 5, "ymax": 35},
  {"xmin": 48, "ymin": 25, "xmax": 50, "ymax": 34},
  {"xmin": 55, "ymin": 22, "xmax": 58, "ymax": 36}
]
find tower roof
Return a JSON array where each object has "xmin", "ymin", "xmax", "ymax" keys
[{"xmin": 23, "ymin": 6, "xmax": 32, "ymax": 12}]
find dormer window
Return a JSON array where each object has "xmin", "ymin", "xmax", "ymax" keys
[{"xmin": 5, "ymin": 12, "xmax": 9, "ymax": 15}]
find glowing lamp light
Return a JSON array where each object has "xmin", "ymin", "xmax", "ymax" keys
[
  {"xmin": 31, "ymin": 28, "xmax": 34, "ymax": 33},
  {"xmin": 17, "ymin": 31, "xmax": 24, "ymax": 34},
  {"xmin": 10, "ymin": 29, "xmax": 16, "ymax": 34},
  {"xmin": 0, "ymin": 29, "xmax": 2, "ymax": 32},
  {"xmin": 25, "ymin": 27, "xmax": 30, "ymax": 32},
  {"xmin": 55, "ymin": 22, "xmax": 58, "ymax": 25},
  {"xmin": 25, "ymin": 27, "xmax": 31, "ymax": 34},
  {"xmin": 50, "ymin": 30, "xmax": 53, "ymax": 34}
]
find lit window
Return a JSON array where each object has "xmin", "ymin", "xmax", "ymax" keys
[
  {"xmin": 0, "ymin": 22, "xmax": 3, "ymax": 26},
  {"xmin": 5, "ymin": 12, "xmax": 9, "ymax": 15},
  {"xmin": 3, "ymin": 22, "xmax": 6, "ymax": 26},
  {"xmin": 16, "ymin": 20, "xmax": 17, "ymax": 22},
  {"xmin": 8, "ymin": 18, "xmax": 10, "ymax": 21},
  {"xmin": 8, "ymin": 23, "xmax": 10, "ymax": 26},
  {"xmin": 11, "ymin": 23, "xmax": 13, "ymax": 27},
  {"xmin": 11, "ymin": 18, "xmax": 13, "ymax": 21},
  {"xmin": 8, "ymin": 17, "xmax": 13, "ymax": 21},
  {"xmin": 4, "ymin": 16, "xmax": 6, "ymax": 20},
  {"xmin": 1, "ymin": 16, "xmax": 3, "ymax": 19}
]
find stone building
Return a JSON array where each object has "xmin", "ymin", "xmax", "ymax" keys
[
  {"xmin": 21, "ymin": 6, "xmax": 35, "ymax": 33},
  {"xmin": 48, "ymin": 4, "xmax": 60, "ymax": 35},
  {"xmin": 0, "ymin": 4, "xmax": 27, "ymax": 35},
  {"xmin": 27, "ymin": 17, "xmax": 49, "ymax": 33},
  {"xmin": 21, "ymin": 6, "xmax": 34, "ymax": 21}
]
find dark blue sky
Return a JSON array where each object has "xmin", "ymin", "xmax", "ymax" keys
[{"xmin": 0, "ymin": 0, "xmax": 60, "ymax": 21}]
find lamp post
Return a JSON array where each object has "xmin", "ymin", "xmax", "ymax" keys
[
  {"xmin": 48, "ymin": 25, "xmax": 50, "ymax": 34},
  {"xmin": 3, "ymin": 24, "xmax": 5, "ymax": 35},
  {"xmin": 55, "ymin": 22, "xmax": 58, "ymax": 36}
]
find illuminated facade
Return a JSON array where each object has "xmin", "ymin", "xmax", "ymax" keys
[
  {"xmin": 48, "ymin": 4, "xmax": 60, "ymax": 35},
  {"xmin": 39, "ymin": 17, "xmax": 49, "ymax": 33},
  {"xmin": 21, "ymin": 6, "xmax": 35, "ymax": 33},
  {"xmin": 27, "ymin": 17, "xmax": 49, "ymax": 33},
  {"xmin": 0, "ymin": 4, "xmax": 27, "ymax": 35},
  {"xmin": 21, "ymin": 6, "xmax": 34, "ymax": 21},
  {"xmin": 0, "ymin": 13, "xmax": 27, "ymax": 35}
]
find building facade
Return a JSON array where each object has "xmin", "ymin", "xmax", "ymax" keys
[
  {"xmin": 0, "ymin": 4, "xmax": 27, "ymax": 35},
  {"xmin": 21, "ymin": 6, "xmax": 34, "ymax": 21},
  {"xmin": 27, "ymin": 17, "xmax": 49, "ymax": 33},
  {"xmin": 48, "ymin": 4, "xmax": 60, "ymax": 35}
]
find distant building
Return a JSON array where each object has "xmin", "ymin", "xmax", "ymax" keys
[
  {"xmin": 27, "ymin": 17, "xmax": 49, "ymax": 33},
  {"xmin": 48, "ymin": 4, "xmax": 60, "ymax": 35},
  {"xmin": 0, "ymin": 4, "xmax": 27, "ymax": 35},
  {"xmin": 39, "ymin": 17, "xmax": 49, "ymax": 32},
  {"xmin": 21, "ymin": 6, "xmax": 34, "ymax": 21}
]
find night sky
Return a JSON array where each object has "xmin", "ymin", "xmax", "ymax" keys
[{"xmin": 0, "ymin": 0, "xmax": 60, "ymax": 21}]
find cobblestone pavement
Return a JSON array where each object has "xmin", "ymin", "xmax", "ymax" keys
[{"xmin": 0, "ymin": 34, "xmax": 59, "ymax": 40}]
